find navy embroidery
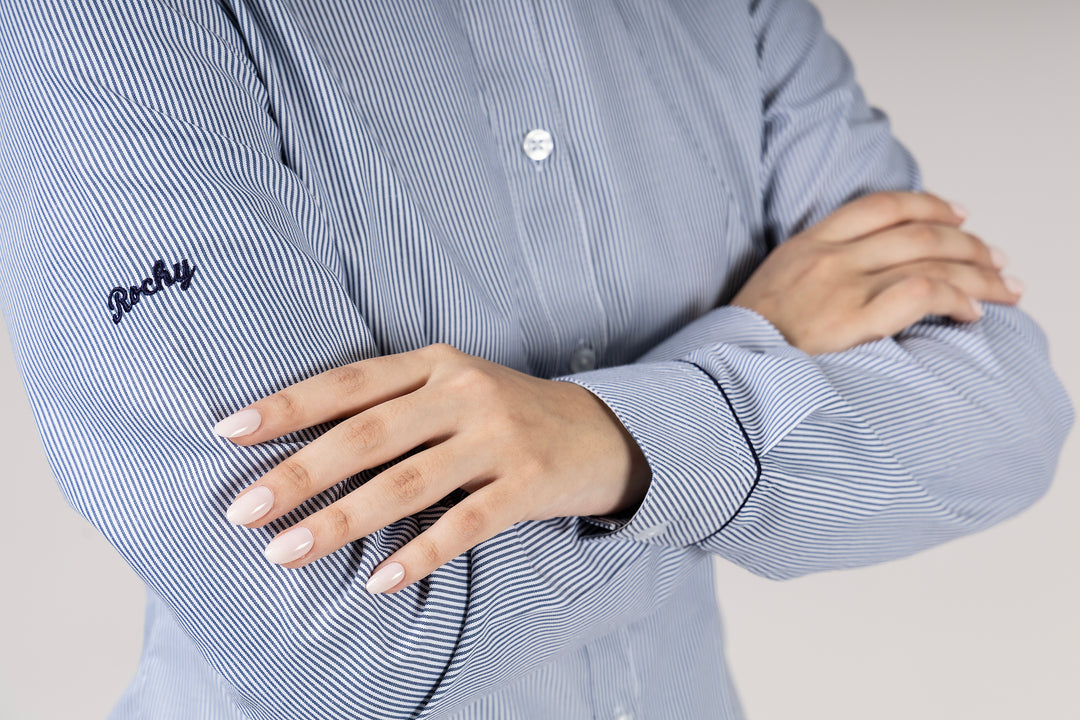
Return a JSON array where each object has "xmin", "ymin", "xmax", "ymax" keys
[{"xmin": 108, "ymin": 259, "xmax": 196, "ymax": 324}]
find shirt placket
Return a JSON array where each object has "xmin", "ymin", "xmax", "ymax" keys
[{"xmin": 454, "ymin": 0, "xmax": 609, "ymax": 379}]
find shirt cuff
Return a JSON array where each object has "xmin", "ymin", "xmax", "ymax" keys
[
  {"xmin": 556, "ymin": 358, "xmax": 756, "ymax": 545},
  {"xmin": 554, "ymin": 303, "xmax": 827, "ymax": 546},
  {"xmin": 552, "ymin": 306, "xmax": 787, "ymax": 545}
]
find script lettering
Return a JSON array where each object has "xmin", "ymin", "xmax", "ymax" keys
[{"xmin": 106, "ymin": 258, "xmax": 197, "ymax": 324}]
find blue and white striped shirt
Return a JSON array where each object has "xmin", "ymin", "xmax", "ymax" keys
[{"xmin": 0, "ymin": 1, "xmax": 1072, "ymax": 718}]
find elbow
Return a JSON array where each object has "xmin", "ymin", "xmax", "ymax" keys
[
  {"xmin": 909, "ymin": 369, "xmax": 1073, "ymax": 541},
  {"xmin": 905, "ymin": 305, "xmax": 1075, "ymax": 534},
  {"xmin": 976, "ymin": 339, "xmax": 1073, "ymax": 525},
  {"xmin": 966, "ymin": 384, "xmax": 1072, "ymax": 528}
]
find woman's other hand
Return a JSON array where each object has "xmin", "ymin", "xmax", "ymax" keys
[
  {"xmin": 215, "ymin": 344, "xmax": 650, "ymax": 593},
  {"xmin": 730, "ymin": 191, "xmax": 1024, "ymax": 355}
]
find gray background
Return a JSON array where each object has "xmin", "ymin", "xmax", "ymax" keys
[{"xmin": 1, "ymin": 0, "xmax": 1077, "ymax": 717}]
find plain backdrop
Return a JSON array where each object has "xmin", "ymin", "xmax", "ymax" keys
[{"xmin": 1, "ymin": 0, "xmax": 1077, "ymax": 718}]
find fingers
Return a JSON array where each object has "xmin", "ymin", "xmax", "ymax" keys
[
  {"xmin": 862, "ymin": 263, "xmax": 1023, "ymax": 340},
  {"xmin": 225, "ymin": 385, "xmax": 454, "ymax": 529},
  {"xmin": 364, "ymin": 483, "xmax": 518, "ymax": 594},
  {"xmin": 213, "ymin": 344, "xmax": 443, "ymax": 445},
  {"xmin": 260, "ymin": 439, "xmax": 485, "ymax": 568},
  {"xmin": 812, "ymin": 191, "xmax": 965, "ymax": 242},
  {"xmin": 870, "ymin": 260, "xmax": 1022, "ymax": 309},
  {"xmin": 862, "ymin": 274, "xmax": 983, "ymax": 338},
  {"xmin": 846, "ymin": 222, "xmax": 1005, "ymax": 273}
]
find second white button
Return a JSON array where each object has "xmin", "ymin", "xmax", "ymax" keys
[{"xmin": 570, "ymin": 345, "xmax": 597, "ymax": 373}]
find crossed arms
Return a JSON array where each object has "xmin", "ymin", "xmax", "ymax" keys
[{"xmin": 0, "ymin": 1, "xmax": 1072, "ymax": 719}]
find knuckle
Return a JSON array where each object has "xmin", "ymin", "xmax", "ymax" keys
[
  {"xmin": 342, "ymin": 416, "xmax": 384, "ymax": 451},
  {"xmin": 451, "ymin": 365, "xmax": 498, "ymax": 395},
  {"xmin": 265, "ymin": 389, "xmax": 300, "ymax": 420},
  {"xmin": 386, "ymin": 464, "xmax": 427, "ymax": 503},
  {"xmin": 323, "ymin": 506, "xmax": 352, "ymax": 541},
  {"xmin": 413, "ymin": 536, "xmax": 442, "ymax": 568},
  {"xmin": 277, "ymin": 458, "xmax": 313, "ymax": 495},
  {"xmin": 324, "ymin": 363, "xmax": 366, "ymax": 397},
  {"xmin": 451, "ymin": 505, "xmax": 486, "ymax": 540}
]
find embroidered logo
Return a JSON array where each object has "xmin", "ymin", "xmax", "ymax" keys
[{"xmin": 108, "ymin": 259, "xmax": 197, "ymax": 324}]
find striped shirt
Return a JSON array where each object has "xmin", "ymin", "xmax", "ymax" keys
[{"xmin": 0, "ymin": 1, "xmax": 1073, "ymax": 718}]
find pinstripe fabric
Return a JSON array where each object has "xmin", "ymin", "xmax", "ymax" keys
[{"xmin": 0, "ymin": 0, "xmax": 1072, "ymax": 718}]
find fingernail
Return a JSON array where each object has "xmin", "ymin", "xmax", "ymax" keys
[
  {"xmin": 225, "ymin": 486, "xmax": 274, "ymax": 525},
  {"xmin": 1003, "ymin": 275, "xmax": 1025, "ymax": 295},
  {"xmin": 989, "ymin": 246, "xmax": 1008, "ymax": 270},
  {"xmin": 969, "ymin": 298, "xmax": 984, "ymax": 318},
  {"xmin": 950, "ymin": 202, "xmax": 968, "ymax": 221},
  {"xmin": 213, "ymin": 408, "xmax": 261, "ymax": 438},
  {"xmin": 264, "ymin": 527, "xmax": 314, "ymax": 565},
  {"xmin": 366, "ymin": 562, "xmax": 406, "ymax": 594}
]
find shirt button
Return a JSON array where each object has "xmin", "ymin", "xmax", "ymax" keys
[
  {"xmin": 522, "ymin": 128, "xmax": 554, "ymax": 161},
  {"xmin": 613, "ymin": 709, "xmax": 633, "ymax": 720},
  {"xmin": 569, "ymin": 344, "xmax": 597, "ymax": 373}
]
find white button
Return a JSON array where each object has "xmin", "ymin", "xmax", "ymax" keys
[
  {"xmin": 569, "ymin": 344, "xmax": 597, "ymax": 373},
  {"xmin": 613, "ymin": 709, "xmax": 633, "ymax": 720},
  {"xmin": 522, "ymin": 128, "xmax": 554, "ymax": 161},
  {"xmin": 635, "ymin": 523, "xmax": 666, "ymax": 540}
]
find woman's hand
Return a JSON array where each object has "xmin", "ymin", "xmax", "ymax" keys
[
  {"xmin": 216, "ymin": 191, "xmax": 1016, "ymax": 593},
  {"xmin": 730, "ymin": 191, "xmax": 1024, "ymax": 355},
  {"xmin": 215, "ymin": 343, "xmax": 650, "ymax": 593}
]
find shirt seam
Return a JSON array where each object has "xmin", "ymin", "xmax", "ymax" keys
[{"xmin": 672, "ymin": 359, "xmax": 763, "ymax": 542}]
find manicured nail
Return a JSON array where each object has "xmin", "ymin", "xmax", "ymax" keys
[
  {"xmin": 950, "ymin": 202, "xmax": 968, "ymax": 221},
  {"xmin": 988, "ymin": 246, "xmax": 1008, "ymax": 270},
  {"xmin": 225, "ymin": 486, "xmax": 274, "ymax": 525},
  {"xmin": 969, "ymin": 298, "xmax": 983, "ymax": 318},
  {"xmin": 213, "ymin": 408, "xmax": 261, "ymax": 438},
  {"xmin": 264, "ymin": 527, "xmax": 314, "ymax": 565},
  {"xmin": 366, "ymin": 562, "xmax": 406, "ymax": 594},
  {"xmin": 1003, "ymin": 275, "xmax": 1025, "ymax": 295}
]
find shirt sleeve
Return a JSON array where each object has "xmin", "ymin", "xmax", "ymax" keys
[
  {"xmin": 0, "ymin": 3, "xmax": 713, "ymax": 719},
  {"xmin": 558, "ymin": 0, "xmax": 1075, "ymax": 577}
]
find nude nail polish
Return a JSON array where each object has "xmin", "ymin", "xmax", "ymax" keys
[
  {"xmin": 366, "ymin": 562, "xmax": 406, "ymax": 594},
  {"xmin": 225, "ymin": 486, "xmax": 274, "ymax": 525},
  {"xmin": 264, "ymin": 527, "xmax": 314, "ymax": 565},
  {"xmin": 949, "ymin": 202, "xmax": 968, "ymax": 221},
  {"xmin": 213, "ymin": 408, "xmax": 261, "ymax": 438}
]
